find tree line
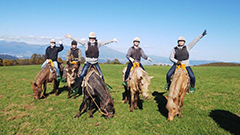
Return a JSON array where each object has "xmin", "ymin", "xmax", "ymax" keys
[{"xmin": 0, "ymin": 53, "xmax": 123, "ymax": 66}]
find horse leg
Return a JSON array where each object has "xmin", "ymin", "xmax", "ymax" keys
[
  {"xmin": 130, "ymin": 91, "xmax": 134, "ymax": 112},
  {"xmin": 74, "ymin": 95, "xmax": 88, "ymax": 118},
  {"xmin": 178, "ymin": 91, "xmax": 186, "ymax": 118},
  {"xmin": 124, "ymin": 86, "xmax": 128, "ymax": 103},
  {"xmin": 89, "ymin": 98, "xmax": 94, "ymax": 118},
  {"xmin": 67, "ymin": 85, "xmax": 71, "ymax": 99},
  {"xmin": 41, "ymin": 81, "xmax": 47, "ymax": 98},
  {"xmin": 54, "ymin": 80, "xmax": 59, "ymax": 96},
  {"xmin": 134, "ymin": 92, "xmax": 138, "ymax": 110}
]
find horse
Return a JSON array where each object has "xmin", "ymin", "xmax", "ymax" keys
[
  {"xmin": 166, "ymin": 64, "xmax": 190, "ymax": 121},
  {"xmin": 74, "ymin": 68, "xmax": 114, "ymax": 119},
  {"xmin": 31, "ymin": 61, "xmax": 63, "ymax": 99},
  {"xmin": 64, "ymin": 62, "xmax": 82, "ymax": 99},
  {"xmin": 126, "ymin": 63, "xmax": 154, "ymax": 112}
]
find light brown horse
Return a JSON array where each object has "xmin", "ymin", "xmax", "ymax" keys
[
  {"xmin": 166, "ymin": 64, "xmax": 190, "ymax": 121},
  {"xmin": 127, "ymin": 64, "xmax": 153, "ymax": 112},
  {"xmin": 31, "ymin": 62, "xmax": 63, "ymax": 99}
]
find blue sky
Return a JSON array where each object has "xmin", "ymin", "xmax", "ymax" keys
[{"xmin": 0, "ymin": 0, "xmax": 240, "ymax": 62}]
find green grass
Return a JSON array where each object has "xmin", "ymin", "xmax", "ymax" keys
[{"xmin": 0, "ymin": 64, "xmax": 239, "ymax": 135}]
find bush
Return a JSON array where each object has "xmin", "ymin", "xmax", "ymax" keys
[{"xmin": 3, "ymin": 59, "xmax": 13, "ymax": 66}]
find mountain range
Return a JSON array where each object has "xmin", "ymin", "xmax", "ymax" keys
[{"xmin": 0, "ymin": 41, "xmax": 218, "ymax": 65}]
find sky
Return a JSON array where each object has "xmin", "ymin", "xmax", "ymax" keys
[{"xmin": 0, "ymin": 0, "xmax": 240, "ymax": 62}]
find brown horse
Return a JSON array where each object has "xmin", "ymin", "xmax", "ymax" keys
[
  {"xmin": 64, "ymin": 63, "xmax": 82, "ymax": 98},
  {"xmin": 31, "ymin": 62, "xmax": 63, "ymax": 99},
  {"xmin": 127, "ymin": 64, "xmax": 153, "ymax": 112},
  {"xmin": 166, "ymin": 64, "xmax": 190, "ymax": 121},
  {"xmin": 74, "ymin": 68, "xmax": 114, "ymax": 119}
]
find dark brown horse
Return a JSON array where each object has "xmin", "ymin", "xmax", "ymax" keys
[
  {"xmin": 64, "ymin": 63, "xmax": 82, "ymax": 98},
  {"xmin": 31, "ymin": 62, "xmax": 63, "ymax": 99},
  {"xmin": 74, "ymin": 68, "xmax": 114, "ymax": 119},
  {"xmin": 166, "ymin": 64, "xmax": 190, "ymax": 121}
]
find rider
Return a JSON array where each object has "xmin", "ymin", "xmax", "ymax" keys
[
  {"xmin": 122, "ymin": 37, "xmax": 152, "ymax": 86},
  {"xmin": 62, "ymin": 40, "xmax": 82, "ymax": 82},
  {"xmin": 41, "ymin": 38, "xmax": 64, "ymax": 81},
  {"xmin": 65, "ymin": 32, "xmax": 118, "ymax": 92},
  {"xmin": 165, "ymin": 30, "xmax": 207, "ymax": 92}
]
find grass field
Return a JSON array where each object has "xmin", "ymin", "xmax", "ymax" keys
[{"xmin": 0, "ymin": 64, "xmax": 239, "ymax": 135}]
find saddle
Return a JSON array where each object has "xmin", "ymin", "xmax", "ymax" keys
[
  {"xmin": 175, "ymin": 63, "xmax": 188, "ymax": 73},
  {"xmin": 82, "ymin": 65, "xmax": 101, "ymax": 88}
]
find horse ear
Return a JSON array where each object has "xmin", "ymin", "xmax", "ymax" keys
[{"xmin": 149, "ymin": 76, "xmax": 154, "ymax": 79}]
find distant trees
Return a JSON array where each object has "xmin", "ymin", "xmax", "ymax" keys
[
  {"xmin": 105, "ymin": 58, "xmax": 122, "ymax": 64},
  {"xmin": 0, "ymin": 58, "xmax": 3, "ymax": 66}
]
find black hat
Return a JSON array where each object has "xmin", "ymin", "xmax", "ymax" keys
[{"xmin": 71, "ymin": 40, "xmax": 77, "ymax": 45}]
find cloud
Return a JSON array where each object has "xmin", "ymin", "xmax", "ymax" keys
[{"xmin": 0, "ymin": 35, "xmax": 71, "ymax": 46}]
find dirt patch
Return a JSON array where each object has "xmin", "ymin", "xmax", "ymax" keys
[
  {"xmin": 46, "ymin": 107, "xmax": 53, "ymax": 111},
  {"xmin": 0, "ymin": 95, "xmax": 5, "ymax": 99},
  {"xmin": 19, "ymin": 94, "xmax": 32, "ymax": 98}
]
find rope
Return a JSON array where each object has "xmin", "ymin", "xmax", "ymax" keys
[{"xmin": 85, "ymin": 78, "xmax": 109, "ymax": 116}]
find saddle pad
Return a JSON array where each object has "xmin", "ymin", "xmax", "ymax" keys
[
  {"xmin": 130, "ymin": 62, "xmax": 140, "ymax": 71},
  {"xmin": 48, "ymin": 59, "xmax": 55, "ymax": 67},
  {"xmin": 175, "ymin": 64, "xmax": 188, "ymax": 73}
]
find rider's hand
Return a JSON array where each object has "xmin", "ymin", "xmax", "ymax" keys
[
  {"xmin": 176, "ymin": 61, "xmax": 181, "ymax": 65},
  {"xmin": 112, "ymin": 38, "xmax": 118, "ymax": 43},
  {"xmin": 147, "ymin": 57, "xmax": 152, "ymax": 62},
  {"xmin": 202, "ymin": 29, "xmax": 207, "ymax": 36},
  {"xmin": 129, "ymin": 57, "xmax": 134, "ymax": 63},
  {"xmin": 65, "ymin": 34, "xmax": 70, "ymax": 38},
  {"xmin": 59, "ymin": 40, "xmax": 62, "ymax": 45}
]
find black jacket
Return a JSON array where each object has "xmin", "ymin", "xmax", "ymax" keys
[{"xmin": 45, "ymin": 44, "xmax": 64, "ymax": 61}]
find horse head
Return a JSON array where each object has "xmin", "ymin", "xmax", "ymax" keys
[
  {"xmin": 102, "ymin": 97, "xmax": 114, "ymax": 119},
  {"xmin": 66, "ymin": 64, "xmax": 79, "ymax": 84},
  {"xmin": 31, "ymin": 82, "xmax": 42, "ymax": 99},
  {"xmin": 136, "ymin": 68, "xmax": 154, "ymax": 99},
  {"xmin": 166, "ymin": 97, "xmax": 178, "ymax": 121}
]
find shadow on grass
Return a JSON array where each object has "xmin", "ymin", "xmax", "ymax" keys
[
  {"xmin": 209, "ymin": 109, "xmax": 240, "ymax": 135},
  {"xmin": 152, "ymin": 91, "xmax": 168, "ymax": 119}
]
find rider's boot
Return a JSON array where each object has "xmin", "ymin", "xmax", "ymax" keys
[
  {"xmin": 72, "ymin": 77, "xmax": 83, "ymax": 94},
  {"xmin": 164, "ymin": 83, "xmax": 170, "ymax": 90},
  {"xmin": 190, "ymin": 85, "xmax": 196, "ymax": 93},
  {"xmin": 57, "ymin": 75, "xmax": 62, "ymax": 81},
  {"xmin": 106, "ymin": 84, "xmax": 112, "ymax": 90},
  {"xmin": 122, "ymin": 81, "xmax": 127, "ymax": 86}
]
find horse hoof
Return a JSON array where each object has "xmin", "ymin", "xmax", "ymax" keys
[
  {"xmin": 74, "ymin": 96, "xmax": 77, "ymax": 99},
  {"xmin": 130, "ymin": 109, "xmax": 133, "ymax": 112},
  {"xmin": 74, "ymin": 115, "xmax": 79, "ymax": 118}
]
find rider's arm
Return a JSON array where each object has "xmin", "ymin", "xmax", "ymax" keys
[
  {"xmin": 140, "ymin": 48, "xmax": 148, "ymax": 60},
  {"xmin": 68, "ymin": 35, "xmax": 88, "ymax": 47},
  {"xmin": 186, "ymin": 35, "xmax": 203, "ymax": 51},
  {"xmin": 98, "ymin": 39, "xmax": 116, "ymax": 47},
  {"xmin": 169, "ymin": 48, "xmax": 178, "ymax": 64}
]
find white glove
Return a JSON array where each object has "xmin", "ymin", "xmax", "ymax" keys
[
  {"xmin": 129, "ymin": 57, "xmax": 134, "ymax": 63},
  {"xmin": 147, "ymin": 57, "xmax": 152, "ymax": 62},
  {"xmin": 65, "ymin": 34, "xmax": 71, "ymax": 38},
  {"xmin": 112, "ymin": 38, "xmax": 118, "ymax": 43},
  {"xmin": 59, "ymin": 40, "xmax": 62, "ymax": 44}
]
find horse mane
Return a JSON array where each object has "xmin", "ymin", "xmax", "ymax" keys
[{"xmin": 168, "ymin": 68, "xmax": 189, "ymax": 98}]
